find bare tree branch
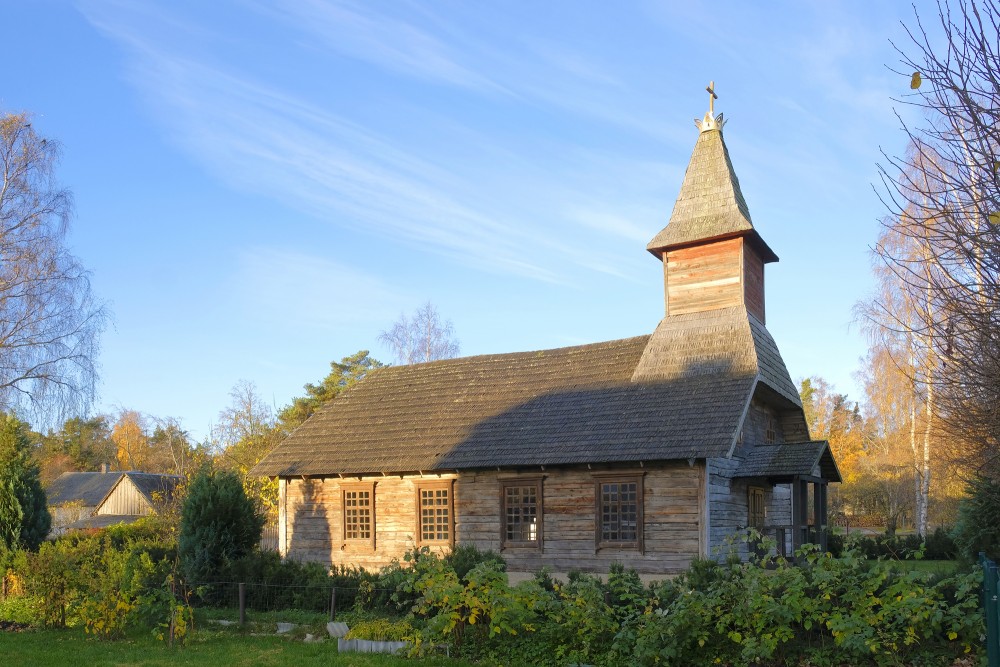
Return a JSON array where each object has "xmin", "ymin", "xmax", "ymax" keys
[
  {"xmin": 0, "ymin": 111, "xmax": 108, "ymax": 425},
  {"xmin": 378, "ymin": 301, "xmax": 460, "ymax": 365}
]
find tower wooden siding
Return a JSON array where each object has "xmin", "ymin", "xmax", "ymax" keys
[
  {"xmin": 743, "ymin": 243, "xmax": 765, "ymax": 323},
  {"xmin": 663, "ymin": 236, "xmax": 765, "ymax": 321}
]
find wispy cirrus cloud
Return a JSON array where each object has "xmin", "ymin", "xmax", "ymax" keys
[
  {"xmin": 257, "ymin": 0, "xmax": 511, "ymax": 96},
  {"xmin": 79, "ymin": 1, "xmax": 582, "ymax": 282}
]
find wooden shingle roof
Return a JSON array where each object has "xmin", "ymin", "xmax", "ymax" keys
[
  {"xmin": 254, "ymin": 306, "xmax": 799, "ymax": 477},
  {"xmin": 735, "ymin": 440, "xmax": 842, "ymax": 483},
  {"xmin": 646, "ymin": 128, "xmax": 777, "ymax": 262},
  {"xmin": 46, "ymin": 471, "xmax": 182, "ymax": 509},
  {"xmin": 46, "ymin": 471, "xmax": 122, "ymax": 506}
]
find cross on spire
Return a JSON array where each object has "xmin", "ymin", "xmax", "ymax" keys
[{"xmin": 695, "ymin": 80, "xmax": 725, "ymax": 133}]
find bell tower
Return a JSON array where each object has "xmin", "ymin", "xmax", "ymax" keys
[{"xmin": 646, "ymin": 82, "xmax": 777, "ymax": 323}]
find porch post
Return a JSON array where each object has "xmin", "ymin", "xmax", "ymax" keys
[
  {"xmin": 814, "ymin": 481, "xmax": 828, "ymax": 552},
  {"xmin": 791, "ymin": 476, "xmax": 805, "ymax": 552}
]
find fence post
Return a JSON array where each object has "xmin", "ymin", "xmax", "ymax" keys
[
  {"xmin": 239, "ymin": 582, "xmax": 246, "ymax": 626},
  {"xmin": 330, "ymin": 587, "xmax": 337, "ymax": 622},
  {"xmin": 982, "ymin": 553, "xmax": 1000, "ymax": 667}
]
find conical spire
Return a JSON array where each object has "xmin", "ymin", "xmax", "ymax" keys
[{"xmin": 647, "ymin": 83, "xmax": 776, "ymax": 262}]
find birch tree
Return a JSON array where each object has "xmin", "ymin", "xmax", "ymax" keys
[
  {"xmin": 213, "ymin": 380, "xmax": 282, "ymax": 514},
  {"xmin": 881, "ymin": 0, "xmax": 1000, "ymax": 480},
  {"xmin": 0, "ymin": 112, "xmax": 107, "ymax": 422},
  {"xmin": 378, "ymin": 301, "xmax": 460, "ymax": 365}
]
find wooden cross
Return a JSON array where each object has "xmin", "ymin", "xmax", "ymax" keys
[{"xmin": 706, "ymin": 81, "xmax": 718, "ymax": 116}]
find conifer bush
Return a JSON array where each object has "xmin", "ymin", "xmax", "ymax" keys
[
  {"xmin": 178, "ymin": 468, "xmax": 263, "ymax": 588},
  {"xmin": 953, "ymin": 475, "xmax": 1000, "ymax": 561}
]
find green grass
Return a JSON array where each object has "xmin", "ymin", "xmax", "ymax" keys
[{"xmin": 0, "ymin": 626, "xmax": 471, "ymax": 667}]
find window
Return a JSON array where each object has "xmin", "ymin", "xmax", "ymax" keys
[
  {"xmin": 748, "ymin": 487, "xmax": 766, "ymax": 531},
  {"xmin": 342, "ymin": 482, "xmax": 375, "ymax": 547},
  {"xmin": 595, "ymin": 475, "xmax": 643, "ymax": 550},
  {"xmin": 764, "ymin": 413, "xmax": 776, "ymax": 444},
  {"xmin": 416, "ymin": 481, "xmax": 453, "ymax": 545},
  {"xmin": 500, "ymin": 478, "xmax": 542, "ymax": 547}
]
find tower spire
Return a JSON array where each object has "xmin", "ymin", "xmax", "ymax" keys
[{"xmin": 647, "ymin": 84, "xmax": 778, "ymax": 322}]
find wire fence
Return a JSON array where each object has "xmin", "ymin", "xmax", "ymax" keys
[{"xmin": 183, "ymin": 580, "xmax": 411, "ymax": 619}]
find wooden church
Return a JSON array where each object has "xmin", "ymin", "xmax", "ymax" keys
[{"xmin": 253, "ymin": 89, "xmax": 841, "ymax": 576}]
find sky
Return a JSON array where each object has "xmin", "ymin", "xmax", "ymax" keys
[{"xmin": 4, "ymin": 0, "xmax": 941, "ymax": 441}]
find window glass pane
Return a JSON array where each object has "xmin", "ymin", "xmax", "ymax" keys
[
  {"xmin": 504, "ymin": 485, "xmax": 538, "ymax": 542},
  {"xmin": 344, "ymin": 489, "xmax": 371, "ymax": 540},
  {"xmin": 420, "ymin": 487, "xmax": 450, "ymax": 542},
  {"xmin": 600, "ymin": 481, "xmax": 638, "ymax": 543}
]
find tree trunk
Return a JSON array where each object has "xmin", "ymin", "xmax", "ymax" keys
[
  {"xmin": 909, "ymin": 362, "xmax": 922, "ymax": 535},
  {"xmin": 920, "ymin": 371, "xmax": 933, "ymax": 536}
]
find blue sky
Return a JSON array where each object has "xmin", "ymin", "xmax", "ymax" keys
[{"xmin": 4, "ymin": 0, "xmax": 936, "ymax": 441}]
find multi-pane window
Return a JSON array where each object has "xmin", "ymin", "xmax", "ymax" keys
[
  {"xmin": 417, "ymin": 482, "xmax": 452, "ymax": 545},
  {"xmin": 595, "ymin": 476, "xmax": 643, "ymax": 549},
  {"xmin": 501, "ymin": 478, "xmax": 542, "ymax": 546},
  {"xmin": 342, "ymin": 483, "xmax": 375, "ymax": 546}
]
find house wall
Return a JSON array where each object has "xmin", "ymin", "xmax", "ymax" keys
[
  {"xmin": 744, "ymin": 399, "xmax": 785, "ymax": 445},
  {"xmin": 706, "ymin": 459, "xmax": 792, "ymax": 561},
  {"xmin": 49, "ymin": 504, "xmax": 94, "ymax": 537},
  {"xmin": 282, "ymin": 474, "xmax": 458, "ymax": 570},
  {"xmin": 458, "ymin": 462, "xmax": 704, "ymax": 575},
  {"xmin": 709, "ymin": 390, "xmax": 797, "ymax": 560},
  {"xmin": 706, "ymin": 456, "xmax": 748, "ymax": 560},
  {"xmin": 96, "ymin": 481, "xmax": 153, "ymax": 516},
  {"xmin": 281, "ymin": 461, "xmax": 705, "ymax": 575}
]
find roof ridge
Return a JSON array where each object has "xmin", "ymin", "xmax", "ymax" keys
[{"xmin": 381, "ymin": 334, "xmax": 652, "ymax": 371}]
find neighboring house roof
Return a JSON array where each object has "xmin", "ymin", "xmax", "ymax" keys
[
  {"xmin": 46, "ymin": 471, "xmax": 182, "ymax": 509},
  {"xmin": 645, "ymin": 127, "xmax": 777, "ymax": 262},
  {"xmin": 735, "ymin": 441, "xmax": 842, "ymax": 483},
  {"xmin": 46, "ymin": 471, "xmax": 122, "ymax": 506},
  {"xmin": 254, "ymin": 306, "xmax": 809, "ymax": 478}
]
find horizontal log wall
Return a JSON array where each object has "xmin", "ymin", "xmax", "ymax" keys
[
  {"xmin": 283, "ymin": 474, "xmax": 456, "ymax": 570},
  {"xmin": 281, "ymin": 462, "xmax": 705, "ymax": 575},
  {"xmin": 458, "ymin": 463, "xmax": 704, "ymax": 575}
]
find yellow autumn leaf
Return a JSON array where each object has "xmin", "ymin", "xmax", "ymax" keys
[
  {"xmin": 989, "ymin": 212, "xmax": 1000, "ymax": 226},
  {"xmin": 910, "ymin": 71, "xmax": 922, "ymax": 89},
  {"xmin": 993, "ymin": 160, "xmax": 1000, "ymax": 173},
  {"xmin": 948, "ymin": 631, "xmax": 958, "ymax": 640}
]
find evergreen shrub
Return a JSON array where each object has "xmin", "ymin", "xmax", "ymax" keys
[
  {"xmin": 953, "ymin": 475, "xmax": 1000, "ymax": 561},
  {"xmin": 178, "ymin": 468, "xmax": 263, "ymax": 589}
]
